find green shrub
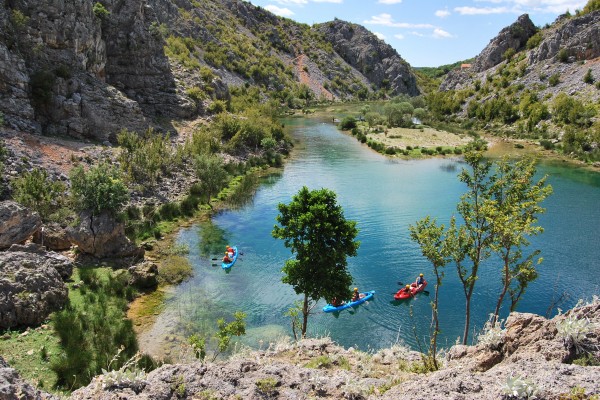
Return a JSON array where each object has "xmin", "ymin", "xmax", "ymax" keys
[
  {"xmin": 526, "ymin": 32, "xmax": 543, "ymax": 49},
  {"xmin": 10, "ymin": 9, "xmax": 29, "ymax": 28},
  {"xmin": 339, "ymin": 116, "xmax": 357, "ymax": 130},
  {"xmin": 207, "ymin": 100, "xmax": 226, "ymax": 114},
  {"xmin": 583, "ymin": 69, "xmax": 594, "ymax": 84},
  {"xmin": 159, "ymin": 202, "xmax": 180, "ymax": 220},
  {"xmin": 186, "ymin": 87, "xmax": 206, "ymax": 103},
  {"xmin": 305, "ymin": 355, "xmax": 333, "ymax": 369},
  {"xmin": 70, "ymin": 163, "xmax": 129, "ymax": 216},
  {"xmin": 540, "ymin": 139, "xmax": 555, "ymax": 150},
  {"xmin": 549, "ymin": 73, "xmax": 560, "ymax": 86},
  {"xmin": 503, "ymin": 48, "xmax": 516, "ymax": 61},
  {"xmin": 11, "ymin": 168, "xmax": 66, "ymax": 221},
  {"xmin": 93, "ymin": 2, "xmax": 110, "ymax": 19},
  {"xmin": 256, "ymin": 377, "xmax": 278, "ymax": 396},
  {"xmin": 557, "ymin": 48, "xmax": 569, "ymax": 62}
]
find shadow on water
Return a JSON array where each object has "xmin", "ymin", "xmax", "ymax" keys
[{"xmin": 197, "ymin": 221, "xmax": 229, "ymax": 258}]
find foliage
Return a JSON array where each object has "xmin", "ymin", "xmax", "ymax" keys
[
  {"xmin": 555, "ymin": 315, "xmax": 596, "ymax": 353},
  {"xmin": 583, "ymin": 69, "xmax": 594, "ymax": 84},
  {"xmin": 305, "ymin": 355, "xmax": 333, "ymax": 369},
  {"xmin": 11, "ymin": 168, "xmax": 66, "ymax": 221},
  {"xmin": 558, "ymin": 386, "xmax": 600, "ymax": 400},
  {"xmin": 117, "ymin": 128, "xmax": 181, "ymax": 187},
  {"xmin": 477, "ymin": 317, "xmax": 506, "ymax": 349},
  {"xmin": 272, "ymin": 187, "xmax": 360, "ymax": 337},
  {"xmin": 501, "ymin": 374, "xmax": 539, "ymax": 399},
  {"xmin": 70, "ymin": 163, "xmax": 129, "ymax": 216},
  {"xmin": 10, "ymin": 9, "xmax": 30, "ymax": 28},
  {"xmin": 557, "ymin": 48, "xmax": 569, "ymax": 63},
  {"xmin": 51, "ymin": 269, "xmax": 139, "ymax": 390},
  {"xmin": 409, "ymin": 216, "xmax": 453, "ymax": 369},
  {"xmin": 549, "ymin": 73, "xmax": 560, "ymax": 87},
  {"xmin": 339, "ymin": 116, "xmax": 357, "ymax": 130},
  {"xmin": 194, "ymin": 154, "xmax": 228, "ymax": 207},
  {"xmin": 552, "ymin": 93, "xmax": 595, "ymax": 127},
  {"xmin": 582, "ymin": 0, "xmax": 600, "ymax": 14},
  {"xmin": 256, "ymin": 377, "xmax": 278, "ymax": 396},
  {"xmin": 187, "ymin": 312, "xmax": 246, "ymax": 362},
  {"xmin": 92, "ymin": 2, "xmax": 110, "ymax": 19},
  {"xmin": 164, "ymin": 35, "xmax": 201, "ymax": 70},
  {"xmin": 526, "ymin": 32, "xmax": 543, "ymax": 49}
]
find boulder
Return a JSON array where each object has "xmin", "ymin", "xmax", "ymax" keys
[
  {"xmin": 0, "ymin": 356, "xmax": 58, "ymax": 399},
  {"xmin": 8, "ymin": 243, "xmax": 73, "ymax": 279},
  {"xmin": 0, "ymin": 249, "xmax": 70, "ymax": 329},
  {"xmin": 128, "ymin": 261, "xmax": 158, "ymax": 289},
  {"xmin": 0, "ymin": 201, "xmax": 42, "ymax": 250},
  {"xmin": 67, "ymin": 210, "xmax": 144, "ymax": 259},
  {"xmin": 32, "ymin": 223, "xmax": 72, "ymax": 251}
]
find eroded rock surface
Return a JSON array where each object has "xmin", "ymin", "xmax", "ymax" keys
[
  {"xmin": 0, "ymin": 201, "xmax": 42, "ymax": 250},
  {"xmin": 0, "ymin": 356, "xmax": 57, "ymax": 400}
]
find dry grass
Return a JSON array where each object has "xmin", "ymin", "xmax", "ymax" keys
[{"xmin": 368, "ymin": 126, "xmax": 472, "ymax": 150}]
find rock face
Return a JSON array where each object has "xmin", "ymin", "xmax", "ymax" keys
[
  {"xmin": 472, "ymin": 14, "xmax": 537, "ymax": 72},
  {"xmin": 0, "ymin": 356, "xmax": 57, "ymax": 400},
  {"xmin": 67, "ymin": 211, "xmax": 144, "ymax": 259},
  {"xmin": 32, "ymin": 223, "xmax": 72, "ymax": 251},
  {"xmin": 0, "ymin": 247, "xmax": 71, "ymax": 329},
  {"xmin": 315, "ymin": 19, "xmax": 419, "ymax": 97},
  {"xmin": 128, "ymin": 261, "xmax": 158, "ymax": 289},
  {"xmin": 0, "ymin": 201, "xmax": 42, "ymax": 250}
]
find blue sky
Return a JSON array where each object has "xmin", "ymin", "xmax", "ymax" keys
[{"xmin": 247, "ymin": 0, "xmax": 588, "ymax": 67}]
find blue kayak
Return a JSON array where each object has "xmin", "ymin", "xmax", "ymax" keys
[
  {"xmin": 221, "ymin": 246, "xmax": 239, "ymax": 269},
  {"xmin": 322, "ymin": 290, "xmax": 375, "ymax": 313}
]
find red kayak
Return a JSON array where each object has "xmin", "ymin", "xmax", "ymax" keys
[{"xmin": 394, "ymin": 281, "xmax": 427, "ymax": 300}]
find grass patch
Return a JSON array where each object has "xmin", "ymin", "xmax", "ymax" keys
[
  {"xmin": 304, "ymin": 355, "xmax": 333, "ymax": 369},
  {"xmin": 157, "ymin": 255, "xmax": 193, "ymax": 285}
]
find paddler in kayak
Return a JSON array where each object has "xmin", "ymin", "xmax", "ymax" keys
[
  {"xmin": 223, "ymin": 251, "xmax": 232, "ymax": 263},
  {"xmin": 401, "ymin": 284, "xmax": 412, "ymax": 296},
  {"xmin": 351, "ymin": 288, "xmax": 366, "ymax": 302},
  {"xmin": 415, "ymin": 273, "xmax": 425, "ymax": 289},
  {"xmin": 331, "ymin": 296, "xmax": 345, "ymax": 307},
  {"xmin": 226, "ymin": 245, "xmax": 235, "ymax": 258}
]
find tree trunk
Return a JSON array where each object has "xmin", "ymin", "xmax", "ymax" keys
[
  {"xmin": 492, "ymin": 256, "xmax": 511, "ymax": 325},
  {"xmin": 462, "ymin": 292, "xmax": 472, "ymax": 345},
  {"xmin": 301, "ymin": 294, "xmax": 309, "ymax": 338}
]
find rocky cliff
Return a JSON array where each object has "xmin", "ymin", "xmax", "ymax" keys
[
  {"xmin": 61, "ymin": 300, "xmax": 598, "ymax": 399},
  {"xmin": 0, "ymin": 0, "xmax": 419, "ymax": 142},
  {"xmin": 441, "ymin": 10, "xmax": 600, "ymax": 99}
]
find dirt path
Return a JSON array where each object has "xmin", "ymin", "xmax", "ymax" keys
[{"xmin": 293, "ymin": 53, "xmax": 334, "ymax": 101}]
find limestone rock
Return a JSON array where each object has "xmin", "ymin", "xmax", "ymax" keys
[
  {"xmin": 0, "ymin": 356, "xmax": 58, "ymax": 400},
  {"xmin": 67, "ymin": 211, "xmax": 144, "ymax": 259},
  {"xmin": 0, "ymin": 249, "xmax": 70, "ymax": 329},
  {"xmin": 32, "ymin": 223, "xmax": 72, "ymax": 251},
  {"xmin": 8, "ymin": 243, "xmax": 73, "ymax": 280},
  {"xmin": 0, "ymin": 201, "xmax": 42, "ymax": 250},
  {"xmin": 128, "ymin": 261, "xmax": 158, "ymax": 289}
]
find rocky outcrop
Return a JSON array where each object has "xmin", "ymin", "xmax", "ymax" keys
[
  {"xmin": 315, "ymin": 19, "xmax": 419, "ymax": 97},
  {"xmin": 70, "ymin": 302, "xmax": 600, "ymax": 399},
  {"xmin": 528, "ymin": 10, "xmax": 600, "ymax": 64},
  {"xmin": 472, "ymin": 14, "xmax": 537, "ymax": 72},
  {"xmin": 0, "ymin": 357, "xmax": 57, "ymax": 400},
  {"xmin": 128, "ymin": 261, "xmax": 158, "ymax": 289},
  {"xmin": 0, "ymin": 247, "xmax": 71, "ymax": 329},
  {"xmin": 67, "ymin": 210, "xmax": 144, "ymax": 259},
  {"xmin": 32, "ymin": 223, "xmax": 72, "ymax": 251},
  {"xmin": 0, "ymin": 201, "xmax": 42, "ymax": 250}
]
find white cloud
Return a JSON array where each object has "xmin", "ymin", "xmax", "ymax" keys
[
  {"xmin": 469, "ymin": 0, "xmax": 587, "ymax": 14},
  {"xmin": 378, "ymin": 0, "xmax": 402, "ymax": 3},
  {"xmin": 432, "ymin": 28, "xmax": 453, "ymax": 38},
  {"xmin": 394, "ymin": 33, "xmax": 405, "ymax": 39},
  {"xmin": 374, "ymin": 32, "xmax": 386, "ymax": 40},
  {"xmin": 312, "ymin": 0, "xmax": 343, "ymax": 3},
  {"xmin": 363, "ymin": 13, "xmax": 435, "ymax": 29},
  {"xmin": 265, "ymin": 5, "xmax": 295, "ymax": 16},
  {"xmin": 454, "ymin": 6, "xmax": 510, "ymax": 14},
  {"xmin": 409, "ymin": 31, "xmax": 425, "ymax": 37},
  {"xmin": 272, "ymin": 0, "xmax": 308, "ymax": 4},
  {"xmin": 435, "ymin": 9, "xmax": 451, "ymax": 18}
]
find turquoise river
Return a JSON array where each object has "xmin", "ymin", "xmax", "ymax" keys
[{"xmin": 145, "ymin": 116, "xmax": 600, "ymax": 355}]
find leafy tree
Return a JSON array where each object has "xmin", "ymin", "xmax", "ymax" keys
[
  {"xmin": 11, "ymin": 168, "xmax": 66, "ymax": 220},
  {"xmin": 448, "ymin": 151, "xmax": 496, "ymax": 345},
  {"xmin": 194, "ymin": 154, "xmax": 228, "ymax": 207},
  {"xmin": 339, "ymin": 116, "xmax": 357, "ymax": 130},
  {"xmin": 409, "ymin": 216, "xmax": 453, "ymax": 369},
  {"xmin": 365, "ymin": 112, "xmax": 384, "ymax": 130},
  {"xmin": 189, "ymin": 311, "xmax": 247, "ymax": 362},
  {"xmin": 272, "ymin": 187, "xmax": 360, "ymax": 338},
  {"xmin": 296, "ymin": 84, "xmax": 314, "ymax": 108},
  {"xmin": 583, "ymin": 0, "xmax": 600, "ymax": 14},
  {"xmin": 70, "ymin": 164, "xmax": 128, "ymax": 216},
  {"xmin": 487, "ymin": 157, "xmax": 552, "ymax": 324}
]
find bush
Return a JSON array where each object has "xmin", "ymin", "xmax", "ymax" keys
[
  {"xmin": 70, "ymin": 163, "xmax": 129, "ymax": 216},
  {"xmin": 549, "ymin": 73, "xmax": 560, "ymax": 86},
  {"xmin": 526, "ymin": 32, "xmax": 543, "ymax": 49},
  {"xmin": 11, "ymin": 168, "xmax": 66, "ymax": 221},
  {"xmin": 583, "ymin": 69, "xmax": 594, "ymax": 84},
  {"xmin": 207, "ymin": 100, "xmax": 226, "ymax": 114},
  {"xmin": 557, "ymin": 48, "xmax": 569, "ymax": 62},
  {"xmin": 339, "ymin": 116, "xmax": 357, "ymax": 130},
  {"xmin": 93, "ymin": 2, "xmax": 110, "ymax": 19},
  {"xmin": 186, "ymin": 87, "xmax": 205, "ymax": 103},
  {"xmin": 540, "ymin": 139, "xmax": 555, "ymax": 150}
]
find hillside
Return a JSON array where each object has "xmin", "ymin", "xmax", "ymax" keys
[{"xmin": 0, "ymin": 0, "xmax": 418, "ymax": 143}]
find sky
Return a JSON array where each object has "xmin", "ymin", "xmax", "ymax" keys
[{"xmin": 247, "ymin": 0, "xmax": 589, "ymax": 67}]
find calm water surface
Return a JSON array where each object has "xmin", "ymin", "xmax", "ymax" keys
[{"xmin": 158, "ymin": 117, "xmax": 600, "ymax": 353}]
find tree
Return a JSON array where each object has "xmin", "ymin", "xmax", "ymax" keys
[
  {"xmin": 272, "ymin": 187, "xmax": 360, "ymax": 338},
  {"xmin": 448, "ymin": 151, "xmax": 496, "ymax": 345},
  {"xmin": 194, "ymin": 154, "xmax": 228, "ymax": 207},
  {"xmin": 11, "ymin": 168, "xmax": 66, "ymax": 220},
  {"xmin": 70, "ymin": 163, "xmax": 128, "ymax": 216},
  {"xmin": 487, "ymin": 157, "xmax": 552, "ymax": 324},
  {"xmin": 409, "ymin": 216, "xmax": 453, "ymax": 369}
]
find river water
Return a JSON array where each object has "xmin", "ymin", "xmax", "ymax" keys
[{"xmin": 154, "ymin": 116, "xmax": 600, "ymax": 354}]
